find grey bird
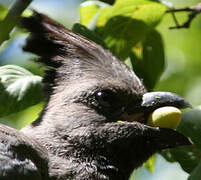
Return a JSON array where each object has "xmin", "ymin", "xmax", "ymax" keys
[{"xmin": 0, "ymin": 12, "xmax": 191, "ymax": 180}]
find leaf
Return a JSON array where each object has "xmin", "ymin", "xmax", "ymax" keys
[
  {"xmin": 130, "ymin": 30, "xmax": 165, "ymax": 91},
  {"xmin": 143, "ymin": 154, "xmax": 156, "ymax": 173},
  {"xmin": 80, "ymin": 1, "xmax": 110, "ymax": 29},
  {"xmin": 72, "ymin": 23, "xmax": 106, "ymax": 48},
  {"xmin": 188, "ymin": 159, "xmax": 201, "ymax": 180},
  {"xmin": 0, "ymin": 6, "xmax": 13, "ymax": 45},
  {"xmin": 0, "ymin": 18, "xmax": 14, "ymax": 45},
  {"xmin": 0, "ymin": 7, "xmax": 32, "ymax": 46},
  {"xmin": 161, "ymin": 107, "xmax": 201, "ymax": 173},
  {"xmin": 96, "ymin": 6, "xmax": 112, "ymax": 27},
  {"xmin": 0, "ymin": 4, "xmax": 8, "ymax": 20},
  {"xmin": 98, "ymin": 0, "xmax": 167, "ymax": 59},
  {"xmin": 0, "ymin": 65, "xmax": 44, "ymax": 117},
  {"xmin": 102, "ymin": 0, "xmax": 167, "ymax": 27}
]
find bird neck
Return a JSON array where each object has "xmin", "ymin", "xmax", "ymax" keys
[
  {"xmin": 21, "ymin": 101, "xmax": 147, "ymax": 180},
  {"xmin": 22, "ymin": 122, "xmax": 128, "ymax": 180}
]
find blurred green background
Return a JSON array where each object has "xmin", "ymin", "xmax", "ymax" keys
[{"xmin": 0, "ymin": 0, "xmax": 201, "ymax": 179}]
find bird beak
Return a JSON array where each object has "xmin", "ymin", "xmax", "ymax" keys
[
  {"xmin": 124, "ymin": 91, "xmax": 192, "ymax": 123},
  {"xmin": 120, "ymin": 91, "xmax": 193, "ymax": 147},
  {"xmin": 141, "ymin": 91, "xmax": 192, "ymax": 110}
]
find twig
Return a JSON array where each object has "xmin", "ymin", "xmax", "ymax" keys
[
  {"xmin": 0, "ymin": 0, "xmax": 32, "ymax": 45},
  {"xmin": 170, "ymin": 11, "xmax": 180, "ymax": 28},
  {"xmin": 167, "ymin": 3, "xmax": 201, "ymax": 29},
  {"xmin": 167, "ymin": 8, "xmax": 193, "ymax": 13}
]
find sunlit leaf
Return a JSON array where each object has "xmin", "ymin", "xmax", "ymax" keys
[
  {"xmin": 96, "ymin": 6, "xmax": 112, "ymax": 27},
  {"xmin": 21, "ymin": 9, "xmax": 33, "ymax": 18},
  {"xmin": 80, "ymin": 1, "xmax": 110, "ymax": 29},
  {"xmin": 143, "ymin": 154, "xmax": 156, "ymax": 173},
  {"xmin": 98, "ymin": 0, "xmax": 167, "ymax": 59},
  {"xmin": 0, "ymin": 65, "xmax": 44, "ymax": 117},
  {"xmin": 0, "ymin": 4, "xmax": 7, "ymax": 20}
]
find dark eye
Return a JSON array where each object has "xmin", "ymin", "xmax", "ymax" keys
[
  {"xmin": 95, "ymin": 90, "xmax": 115, "ymax": 108},
  {"xmin": 93, "ymin": 90, "xmax": 125, "ymax": 116}
]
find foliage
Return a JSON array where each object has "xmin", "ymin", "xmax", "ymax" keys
[
  {"xmin": 79, "ymin": 0, "xmax": 166, "ymax": 90},
  {"xmin": 0, "ymin": 4, "xmax": 8, "ymax": 44},
  {"xmin": 0, "ymin": 0, "xmax": 201, "ymax": 180},
  {"xmin": 161, "ymin": 107, "xmax": 201, "ymax": 174},
  {"xmin": 0, "ymin": 65, "xmax": 43, "ymax": 116}
]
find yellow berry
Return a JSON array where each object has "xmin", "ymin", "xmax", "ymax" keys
[
  {"xmin": 148, "ymin": 106, "xmax": 182, "ymax": 129},
  {"xmin": 117, "ymin": 120, "xmax": 124, "ymax": 124}
]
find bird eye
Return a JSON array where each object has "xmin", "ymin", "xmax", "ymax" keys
[
  {"xmin": 95, "ymin": 90, "xmax": 114, "ymax": 108},
  {"xmin": 93, "ymin": 90, "xmax": 125, "ymax": 117}
]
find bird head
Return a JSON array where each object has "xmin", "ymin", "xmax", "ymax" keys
[{"xmin": 22, "ymin": 12, "xmax": 192, "ymax": 179}]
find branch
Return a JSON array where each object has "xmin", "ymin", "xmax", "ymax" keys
[
  {"xmin": 0, "ymin": 0, "xmax": 32, "ymax": 45},
  {"xmin": 167, "ymin": 3, "xmax": 201, "ymax": 29}
]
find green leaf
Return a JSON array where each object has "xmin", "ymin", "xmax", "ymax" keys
[
  {"xmin": 161, "ymin": 107, "xmax": 201, "ymax": 173},
  {"xmin": 188, "ymin": 159, "xmax": 201, "ymax": 180},
  {"xmin": 96, "ymin": 6, "xmax": 112, "ymax": 27},
  {"xmin": 0, "ymin": 65, "xmax": 44, "ymax": 117},
  {"xmin": 0, "ymin": 5, "xmax": 14, "ymax": 45},
  {"xmin": 72, "ymin": 23, "xmax": 106, "ymax": 48},
  {"xmin": 0, "ymin": 18, "xmax": 14, "ymax": 45},
  {"xmin": 102, "ymin": 0, "xmax": 167, "ymax": 27},
  {"xmin": 80, "ymin": 1, "xmax": 110, "ymax": 29},
  {"xmin": 130, "ymin": 30, "xmax": 165, "ymax": 91},
  {"xmin": 0, "ymin": 7, "xmax": 32, "ymax": 45},
  {"xmin": 98, "ymin": 0, "xmax": 167, "ymax": 59},
  {"xmin": 143, "ymin": 154, "xmax": 156, "ymax": 173},
  {"xmin": 0, "ymin": 4, "xmax": 8, "ymax": 20}
]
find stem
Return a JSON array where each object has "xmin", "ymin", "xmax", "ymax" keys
[
  {"xmin": 170, "ymin": 11, "xmax": 180, "ymax": 27},
  {"xmin": 0, "ymin": 0, "xmax": 32, "ymax": 45},
  {"xmin": 167, "ymin": 3, "xmax": 201, "ymax": 29},
  {"xmin": 167, "ymin": 8, "xmax": 193, "ymax": 13}
]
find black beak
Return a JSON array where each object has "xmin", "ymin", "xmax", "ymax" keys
[
  {"xmin": 142, "ymin": 124, "xmax": 192, "ymax": 151},
  {"xmin": 124, "ymin": 91, "xmax": 193, "ymax": 148},
  {"xmin": 142, "ymin": 91, "xmax": 192, "ymax": 146},
  {"xmin": 127, "ymin": 92, "xmax": 191, "ymax": 116},
  {"xmin": 141, "ymin": 91, "xmax": 192, "ymax": 111}
]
